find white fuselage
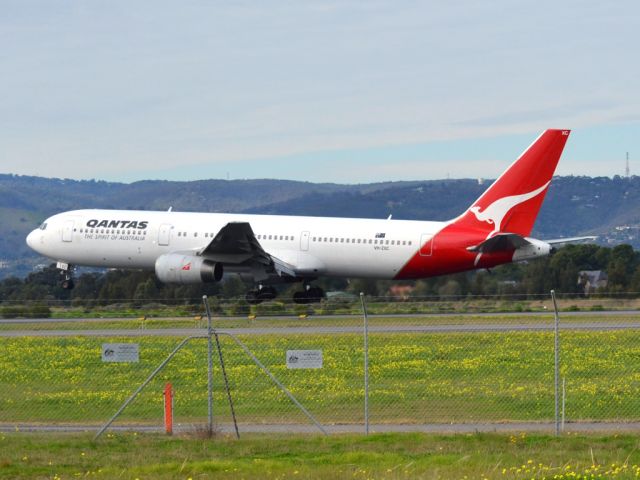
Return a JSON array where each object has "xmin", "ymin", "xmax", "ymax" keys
[{"xmin": 27, "ymin": 209, "xmax": 445, "ymax": 279}]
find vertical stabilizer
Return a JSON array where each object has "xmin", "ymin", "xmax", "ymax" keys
[{"xmin": 453, "ymin": 129, "xmax": 570, "ymax": 237}]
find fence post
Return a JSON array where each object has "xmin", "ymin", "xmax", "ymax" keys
[
  {"xmin": 360, "ymin": 292, "xmax": 369, "ymax": 435},
  {"xmin": 163, "ymin": 383, "xmax": 173, "ymax": 435},
  {"xmin": 203, "ymin": 295, "xmax": 214, "ymax": 435},
  {"xmin": 551, "ymin": 289, "xmax": 560, "ymax": 436},
  {"xmin": 94, "ymin": 335, "xmax": 206, "ymax": 440}
]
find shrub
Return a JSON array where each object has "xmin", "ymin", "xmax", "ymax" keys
[
  {"xmin": 27, "ymin": 303, "xmax": 52, "ymax": 318},
  {"xmin": 0, "ymin": 305, "xmax": 21, "ymax": 318}
]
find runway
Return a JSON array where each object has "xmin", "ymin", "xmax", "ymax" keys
[
  {"xmin": 2, "ymin": 321, "xmax": 640, "ymax": 337},
  {"xmin": 3, "ymin": 421, "xmax": 640, "ymax": 435},
  {"xmin": 1, "ymin": 309, "xmax": 638, "ymax": 325}
]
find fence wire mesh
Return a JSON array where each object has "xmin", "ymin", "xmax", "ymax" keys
[{"xmin": 1, "ymin": 293, "xmax": 640, "ymax": 434}]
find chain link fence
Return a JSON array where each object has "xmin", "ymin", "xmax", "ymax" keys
[{"xmin": 1, "ymin": 292, "xmax": 640, "ymax": 434}]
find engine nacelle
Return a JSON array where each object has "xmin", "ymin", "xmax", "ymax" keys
[{"xmin": 154, "ymin": 254, "xmax": 223, "ymax": 284}]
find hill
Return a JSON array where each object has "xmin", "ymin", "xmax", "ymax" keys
[{"xmin": 1, "ymin": 173, "xmax": 638, "ymax": 277}]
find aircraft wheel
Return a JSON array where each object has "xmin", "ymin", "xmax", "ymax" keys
[
  {"xmin": 306, "ymin": 287, "xmax": 324, "ymax": 303},
  {"xmin": 245, "ymin": 290, "xmax": 262, "ymax": 305},
  {"xmin": 293, "ymin": 291, "xmax": 309, "ymax": 305},
  {"xmin": 257, "ymin": 286, "xmax": 277, "ymax": 301},
  {"xmin": 61, "ymin": 279, "xmax": 75, "ymax": 290}
]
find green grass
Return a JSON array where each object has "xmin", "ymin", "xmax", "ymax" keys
[
  {"xmin": 2, "ymin": 432, "xmax": 640, "ymax": 479},
  {"xmin": 2, "ymin": 329, "xmax": 640, "ymax": 426}
]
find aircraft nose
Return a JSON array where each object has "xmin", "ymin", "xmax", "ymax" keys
[{"xmin": 26, "ymin": 229, "xmax": 40, "ymax": 251}]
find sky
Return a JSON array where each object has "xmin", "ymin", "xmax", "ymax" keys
[{"xmin": 1, "ymin": 1, "xmax": 639, "ymax": 184}]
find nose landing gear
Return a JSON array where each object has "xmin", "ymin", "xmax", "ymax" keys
[{"xmin": 57, "ymin": 262, "xmax": 75, "ymax": 290}]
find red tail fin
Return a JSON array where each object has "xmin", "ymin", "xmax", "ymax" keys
[{"xmin": 453, "ymin": 129, "xmax": 570, "ymax": 237}]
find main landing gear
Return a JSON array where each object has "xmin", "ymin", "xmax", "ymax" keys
[
  {"xmin": 245, "ymin": 285, "xmax": 277, "ymax": 305},
  {"xmin": 57, "ymin": 262, "xmax": 75, "ymax": 290},
  {"xmin": 243, "ymin": 284, "xmax": 326, "ymax": 305},
  {"xmin": 293, "ymin": 285, "xmax": 325, "ymax": 305}
]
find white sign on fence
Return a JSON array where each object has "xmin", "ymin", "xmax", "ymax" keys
[
  {"xmin": 286, "ymin": 350, "xmax": 322, "ymax": 369},
  {"xmin": 102, "ymin": 343, "xmax": 139, "ymax": 363}
]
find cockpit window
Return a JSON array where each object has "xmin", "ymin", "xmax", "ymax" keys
[{"xmin": 39, "ymin": 222, "xmax": 48, "ymax": 231}]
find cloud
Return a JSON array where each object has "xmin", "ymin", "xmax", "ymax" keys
[{"xmin": 1, "ymin": 1, "xmax": 639, "ymax": 181}]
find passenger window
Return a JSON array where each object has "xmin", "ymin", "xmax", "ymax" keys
[
  {"xmin": 408, "ymin": 241, "xmax": 412, "ymax": 245},
  {"xmin": 386, "ymin": 240, "xmax": 389, "ymax": 245},
  {"xmin": 374, "ymin": 240, "xmax": 378, "ymax": 244},
  {"xmin": 391, "ymin": 240, "xmax": 395, "ymax": 245},
  {"xmin": 194, "ymin": 232, "xmax": 198, "ymax": 237},
  {"xmin": 280, "ymin": 235, "xmax": 283, "ymax": 240}
]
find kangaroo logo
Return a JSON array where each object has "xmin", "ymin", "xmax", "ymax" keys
[
  {"xmin": 469, "ymin": 181, "xmax": 550, "ymax": 266},
  {"xmin": 469, "ymin": 181, "xmax": 550, "ymax": 236}
]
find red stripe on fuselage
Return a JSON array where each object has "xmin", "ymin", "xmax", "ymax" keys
[{"xmin": 395, "ymin": 224, "xmax": 514, "ymax": 279}]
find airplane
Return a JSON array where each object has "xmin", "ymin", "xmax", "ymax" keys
[{"xmin": 26, "ymin": 129, "xmax": 589, "ymax": 304}]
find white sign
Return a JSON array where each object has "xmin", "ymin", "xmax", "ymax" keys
[
  {"xmin": 286, "ymin": 350, "xmax": 322, "ymax": 369},
  {"xmin": 102, "ymin": 343, "xmax": 139, "ymax": 363}
]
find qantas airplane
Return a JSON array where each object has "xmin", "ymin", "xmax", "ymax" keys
[{"xmin": 26, "ymin": 129, "xmax": 587, "ymax": 304}]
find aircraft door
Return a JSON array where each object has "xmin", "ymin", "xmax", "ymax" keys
[
  {"xmin": 158, "ymin": 224, "xmax": 172, "ymax": 246},
  {"xmin": 62, "ymin": 220, "xmax": 74, "ymax": 242},
  {"xmin": 419, "ymin": 234, "xmax": 433, "ymax": 256},
  {"xmin": 300, "ymin": 231, "xmax": 310, "ymax": 251}
]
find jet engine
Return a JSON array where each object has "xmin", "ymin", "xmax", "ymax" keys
[{"xmin": 155, "ymin": 254, "xmax": 223, "ymax": 284}]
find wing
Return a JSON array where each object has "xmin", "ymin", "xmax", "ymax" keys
[{"xmin": 198, "ymin": 222, "xmax": 296, "ymax": 277}]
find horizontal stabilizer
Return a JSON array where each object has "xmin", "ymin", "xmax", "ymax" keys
[
  {"xmin": 467, "ymin": 233, "xmax": 532, "ymax": 254},
  {"xmin": 545, "ymin": 236, "xmax": 597, "ymax": 247}
]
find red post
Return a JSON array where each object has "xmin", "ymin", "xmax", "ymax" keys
[{"xmin": 163, "ymin": 383, "xmax": 173, "ymax": 435}]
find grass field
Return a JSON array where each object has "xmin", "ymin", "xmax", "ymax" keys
[
  {"xmin": 2, "ymin": 432, "xmax": 640, "ymax": 479},
  {"xmin": 2, "ymin": 327, "xmax": 640, "ymax": 426}
]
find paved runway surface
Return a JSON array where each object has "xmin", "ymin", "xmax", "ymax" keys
[
  {"xmin": 3, "ymin": 422, "xmax": 640, "ymax": 434},
  {"xmin": 1, "ymin": 310, "xmax": 638, "ymax": 325},
  {"xmin": 2, "ymin": 321, "xmax": 640, "ymax": 337}
]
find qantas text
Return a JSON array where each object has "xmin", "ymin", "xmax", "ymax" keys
[{"xmin": 86, "ymin": 220, "xmax": 148, "ymax": 229}]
